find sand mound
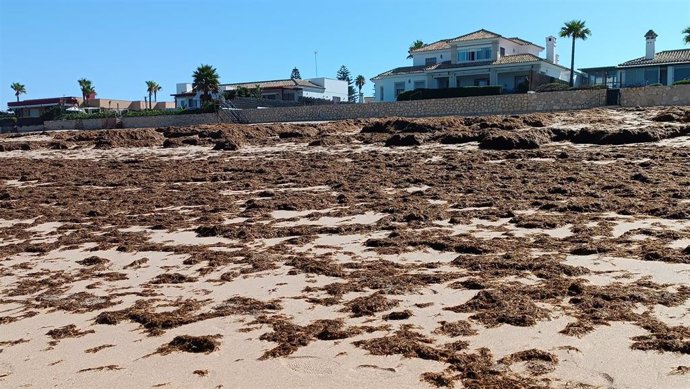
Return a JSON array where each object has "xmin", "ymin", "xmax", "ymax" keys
[
  {"xmin": 93, "ymin": 129, "xmax": 164, "ymax": 149},
  {"xmin": 479, "ymin": 129, "xmax": 550, "ymax": 150}
]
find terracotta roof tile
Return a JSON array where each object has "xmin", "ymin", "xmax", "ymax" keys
[
  {"xmin": 449, "ymin": 29, "xmax": 502, "ymax": 43},
  {"xmin": 411, "ymin": 29, "xmax": 543, "ymax": 54},
  {"xmin": 618, "ymin": 49, "xmax": 690, "ymax": 67},
  {"xmin": 224, "ymin": 79, "xmax": 323, "ymax": 89},
  {"xmin": 373, "ymin": 54, "xmax": 568, "ymax": 79}
]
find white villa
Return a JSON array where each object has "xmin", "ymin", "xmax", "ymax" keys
[
  {"xmin": 372, "ymin": 29, "xmax": 577, "ymax": 102},
  {"xmin": 172, "ymin": 78, "xmax": 348, "ymax": 109}
]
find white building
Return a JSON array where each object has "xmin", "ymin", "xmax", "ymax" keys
[
  {"xmin": 372, "ymin": 29, "xmax": 577, "ymax": 102},
  {"xmin": 172, "ymin": 78, "xmax": 348, "ymax": 109}
]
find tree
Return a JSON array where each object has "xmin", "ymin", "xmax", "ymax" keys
[
  {"xmin": 78, "ymin": 78, "xmax": 95, "ymax": 104},
  {"xmin": 10, "ymin": 82, "xmax": 26, "ymax": 102},
  {"xmin": 291, "ymin": 67, "xmax": 302, "ymax": 79},
  {"xmin": 253, "ymin": 84, "xmax": 262, "ymax": 98},
  {"xmin": 407, "ymin": 40, "xmax": 425, "ymax": 59},
  {"xmin": 337, "ymin": 65, "xmax": 356, "ymax": 102},
  {"xmin": 355, "ymin": 75, "xmax": 366, "ymax": 102},
  {"xmin": 145, "ymin": 81, "xmax": 162, "ymax": 109},
  {"xmin": 145, "ymin": 81, "xmax": 155, "ymax": 109},
  {"xmin": 684, "ymin": 26, "xmax": 690, "ymax": 44},
  {"xmin": 559, "ymin": 20, "xmax": 591, "ymax": 87},
  {"xmin": 192, "ymin": 64, "xmax": 220, "ymax": 102}
]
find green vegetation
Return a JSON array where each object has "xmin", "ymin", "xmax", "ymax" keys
[
  {"xmin": 192, "ymin": 64, "xmax": 220, "ymax": 102},
  {"xmin": 355, "ymin": 75, "xmax": 366, "ymax": 96},
  {"xmin": 146, "ymin": 81, "xmax": 162, "ymax": 109},
  {"xmin": 59, "ymin": 107, "xmax": 215, "ymax": 121},
  {"xmin": 683, "ymin": 26, "xmax": 690, "ymax": 44},
  {"xmin": 10, "ymin": 82, "xmax": 26, "ymax": 102},
  {"xmin": 78, "ymin": 78, "xmax": 96, "ymax": 104},
  {"xmin": 397, "ymin": 86, "xmax": 502, "ymax": 101},
  {"xmin": 673, "ymin": 79, "xmax": 690, "ymax": 85},
  {"xmin": 559, "ymin": 20, "xmax": 591, "ymax": 87},
  {"xmin": 407, "ymin": 40, "xmax": 424, "ymax": 59},
  {"xmin": 535, "ymin": 83, "xmax": 569, "ymax": 92},
  {"xmin": 290, "ymin": 67, "xmax": 301, "ymax": 80},
  {"xmin": 0, "ymin": 111, "xmax": 17, "ymax": 127},
  {"xmin": 337, "ymin": 65, "xmax": 356, "ymax": 102}
]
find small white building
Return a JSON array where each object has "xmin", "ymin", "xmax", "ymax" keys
[
  {"xmin": 372, "ymin": 29, "xmax": 577, "ymax": 102},
  {"xmin": 172, "ymin": 78, "xmax": 348, "ymax": 109}
]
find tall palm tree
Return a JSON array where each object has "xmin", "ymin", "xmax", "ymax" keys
[
  {"xmin": 355, "ymin": 75, "xmax": 366, "ymax": 95},
  {"xmin": 559, "ymin": 20, "xmax": 592, "ymax": 87},
  {"xmin": 10, "ymin": 82, "xmax": 26, "ymax": 102},
  {"xmin": 683, "ymin": 26, "xmax": 690, "ymax": 44},
  {"xmin": 78, "ymin": 78, "xmax": 95, "ymax": 105},
  {"xmin": 407, "ymin": 40, "xmax": 424, "ymax": 59},
  {"xmin": 153, "ymin": 83, "xmax": 162, "ymax": 102},
  {"xmin": 145, "ymin": 81, "xmax": 161, "ymax": 109},
  {"xmin": 192, "ymin": 64, "xmax": 220, "ymax": 102}
]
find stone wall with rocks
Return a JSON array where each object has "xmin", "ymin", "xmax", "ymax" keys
[
  {"xmin": 42, "ymin": 89, "xmax": 618, "ymax": 130},
  {"xmin": 240, "ymin": 89, "xmax": 607, "ymax": 123},
  {"xmin": 45, "ymin": 113, "xmax": 220, "ymax": 131},
  {"xmin": 620, "ymin": 85, "xmax": 690, "ymax": 107}
]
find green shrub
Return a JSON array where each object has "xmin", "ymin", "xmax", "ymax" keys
[
  {"xmin": 648, "ymin": 83, "xmax": 663, "ymax": 87},
  {"xmin": 397, "ymin": 86, "xmax": 502, "ymax": 101},
  {"xmin": 673, "ymin": 79, "xmax": 690, "ymax": 85}
]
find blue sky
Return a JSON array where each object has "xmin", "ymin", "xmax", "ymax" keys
[{"xmin": 1, "ymin": 0, "xmax": 689, "ymax": 107}]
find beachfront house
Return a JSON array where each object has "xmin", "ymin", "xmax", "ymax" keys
[
  {"xmin": 372, "ymin": 29, "xmax": 576, "ymax": 102},
  {"xmin": 581, "ymin": 30, "xmax": 690, "ymax": 88},
  {"xmin": 172, "ymin": 78, "xmax": 348, "ymax": 109}
]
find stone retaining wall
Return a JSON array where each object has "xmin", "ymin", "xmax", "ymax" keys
[
  {"xmin": 40, "ymin": 88, "xmax": 621, "ymax": 130},
  {"xmin": 620, "ymin": 85, "xmax": 690, "ymax": 107},
  {"xmin": 45, "ymin": 113, "xmax": 219, "ymax": 131},
  {"xmin": 240, "ymin": 89, "xmax": 607, "ymax": 123}
]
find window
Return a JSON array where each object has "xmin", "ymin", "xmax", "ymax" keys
[
  {"xmin": 394, "ymin": 82, "xmax": 405, "ymax": 97},
  {"xmin": 188, "ymin": 99, "xmax": 197, "ymax": 108},
  {"xmin": 458, "ymin": 47, "xmax": 491, "ymax": 62},
  {"xmin": 500, "ymin": 47, "xmax": 505, "ymax": 57},
  {"xmin": 379, "ymin": 86, "xmax": 384, "ymax": 101},
  {"xmin": 425, "ymin": 57, "xmax": 437, "ymax": 66},
  {"xmin": 474, "ymin": 78, "xmax": 489, "ymax": 86},
  {"xmin": 436, "ymin": 77, "xmax": 449, "ymax": 89},
  {"xmin": 674, "ymin": 65, "xmax": 690, "ymax": 82},
  {"xmin": 413, "ymin": 80, "xmax": 425, "ymax": 90}
]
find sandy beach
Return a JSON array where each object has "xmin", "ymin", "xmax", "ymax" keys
[{"xmin": 1, "ymin": 107, "xmax": 689, "ymax": 388}]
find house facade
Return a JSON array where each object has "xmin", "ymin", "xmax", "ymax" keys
[
  {"xmin": 172, "ymin": 78, "xmax": 348, "ymax": 109},
  {"xmin": 581, "ymin": 30, "xmax": 690, "ymax": 88},
  {"xmin": 372, "ymin": 29, "xmax": 576, "ymax": 102}
]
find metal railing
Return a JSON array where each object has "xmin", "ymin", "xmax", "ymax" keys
[{"xmin": 217, "ymin": 100, "xmax": 249, "ymax": 124}]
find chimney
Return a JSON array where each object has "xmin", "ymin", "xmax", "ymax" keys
[
  {"xmin": 546, "ymin": 36, "xmax": 556, "ymax": 63},
  {"xmin": 645, "ymin": 29, "xmax": 658, "ymax": 60}
]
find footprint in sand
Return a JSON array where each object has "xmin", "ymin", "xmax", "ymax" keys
[
  {"xmin": 0, "ymin": 362, "xmax": 13, "ymax": 378},
  {"xmin": 346, "ymin": 364, "xmax": 399, "ymax": 381},
  {"xmin": 282, "ymin": 356, "xmax": 340, "ymax": 376}
]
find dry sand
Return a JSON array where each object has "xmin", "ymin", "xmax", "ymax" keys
[{"xmin": 1, "ymin": 107, "xmax": 690, "ymax": 388}]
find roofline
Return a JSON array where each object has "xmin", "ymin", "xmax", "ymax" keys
[
  {"xmin": 618, "ymin": 61, "xmax": 690, "ymax": 68},
  {"xmin": 411, "ymin": 29, "xmax": 546, "ymax": 55},
  {"xmin": 372, "ymin": 55, "xmax": 573, "ymax": 80}
]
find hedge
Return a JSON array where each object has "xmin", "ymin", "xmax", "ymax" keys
[
  {"xmin": 397, "ymin": 86, "xmax": 502, "ymax": 101},
  {"xmin": 60, "ymin": 106, "xmax": 214, "ymax": 121},
  {"xmin": 673, "ymin": 79, "xmax": 690, "ymax": 85}
]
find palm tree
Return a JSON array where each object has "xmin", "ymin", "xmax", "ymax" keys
[
  {"xmin": 192, "ymin": 64, "xmax": 220, "ymax": 102},
  {"xmin": 10, "ymin": 82, "xmax": 26, "ymax": 102},
  {"xmin": 355, "ymin": 75, "xmax": 366, "ymax": 96},
  {"xmin": 559, "ymin": 20, "xmax": 592, "ymax": 87},
  {"xmin": 78, "ymin": 78, "xmax": 95, "ymax": 105},
  {"xmin": 407, "ymin": 40, "xmax": 425, "ymax": 59},
  {"xmin": 153, "ymin": 83, "xmax": 162, "ymax": 102},
  {"xmin": 145, "ymin": 81, "xmax": 161, "ymax": 109},
  {"xmin": 683, "ymin": 26, "xmax": 690, "ymax": 44}
]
